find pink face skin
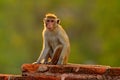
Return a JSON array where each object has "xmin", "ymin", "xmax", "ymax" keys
[{"xmin": 45, "ymin": 19, "xmax": 57, "ymax": 31}]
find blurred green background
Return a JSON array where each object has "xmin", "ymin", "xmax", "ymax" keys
[{"xmin": 0, "ymin": 0, "xmax": 120, "ymax": 74}]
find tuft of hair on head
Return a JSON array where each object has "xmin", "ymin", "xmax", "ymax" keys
[{"xmin": 45, "ymin": 13, "xmax": 57, "ymax": 19}]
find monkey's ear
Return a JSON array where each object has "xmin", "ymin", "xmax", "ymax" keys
[
  {"xmin": 43, "ymin": 18, "xmax": 46, "ymax": 22},
  {"xmin": 57, "ymin": 19, "xmax": 60, "ymax": 24}
]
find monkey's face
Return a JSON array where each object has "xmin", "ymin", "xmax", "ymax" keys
[{"xmin": 44, "ymin": 18, "xmax": 59, "ymax": 31}]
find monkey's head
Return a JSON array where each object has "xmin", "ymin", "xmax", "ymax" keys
[{"xmin": 44, "ymin": 13, "xmax": 60, "ymax": 31}]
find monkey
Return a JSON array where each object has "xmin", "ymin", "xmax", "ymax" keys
[{"xmin": 34, "ymin": 13, "xmax": 70, "ymax": 65}]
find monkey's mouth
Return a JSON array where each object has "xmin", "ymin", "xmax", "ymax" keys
[{"xmin": 47, "ymin": 27, "xmax": 54, "ymax": 31}]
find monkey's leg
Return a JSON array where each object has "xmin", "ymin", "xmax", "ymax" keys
[
  {"xmin": 63, "ymin": 54, "xmax": 68, "ymax": 64},
  {"xmin": 51, "ymin": 45, "xmax": 63, "ymax": 65},
  {"xmin": 57, "ymin": 48, "xmax": 70, "ymax": 65}
]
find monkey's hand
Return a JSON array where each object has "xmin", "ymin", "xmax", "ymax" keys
[{"xmin": 32, "ymin": 62, "xmax": 41, "ymax": 64}]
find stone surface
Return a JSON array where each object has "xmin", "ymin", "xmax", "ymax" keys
[
  {"xmin": 0, "ymin": 74, "xmax": 20, "ymax": 80},
  {"xmin": 0, "ymin": 64, "xmax": 120, "ymax": 80},
  {"xmin": 22, "ymin": 64, "xmax": 109, "ymax": 74},
  {"xmin": 21, "ymin": 64, "xmax": 120, "ymax": 80},
  {"xmin": 0, "ymin": 74, "xmax": 11, "ymax": 80}
]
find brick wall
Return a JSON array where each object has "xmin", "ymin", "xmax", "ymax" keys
[{"xmin": 0, "ymin": 64, "xmax": 120, "ymax": 80}]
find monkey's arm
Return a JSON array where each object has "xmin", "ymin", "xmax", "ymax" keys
[{"xmin": 36, "ymin": 34, "xmax": 50, "ymax": 64}]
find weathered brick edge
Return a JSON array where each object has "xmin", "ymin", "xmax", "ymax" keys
[
  {"xmin": 21, "ymin": 64, "xmax": 120, "ymax": 80},
  {"xmin": 0, "ymin": 64, "xmax": 120, "ymax": 80}
]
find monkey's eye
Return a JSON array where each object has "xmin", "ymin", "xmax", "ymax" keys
[
  {"xmin": 46, "ymin": 20, "xmax": 55, "ymax": 23},
  {"xmin": 51, "ymin": 20, "xmax": 54, "ymax": 22},
  {"xmin": 46, "ymin": 20, "xmax": 50, "ymax": 22}
]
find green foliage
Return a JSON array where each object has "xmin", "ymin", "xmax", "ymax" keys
[{"xmin": 0, "ymin": 0, "xmax": 120, "ymax": 74}]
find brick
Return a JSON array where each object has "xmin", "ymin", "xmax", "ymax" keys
[
  {"xmin": 106, "ymin": 67, "xmax": 120, "ymax": 76},
  {"xmin": 21, "ymin": 64, "xmax": 108, "ymax": 75},
  {"xmin": 0, "ymin": 64, "xmax": 120, "ymax": 80},
  {"xmin": 22, "ymin": 64, "xmax": 40, "ymax": 73},
  {"xmin": 0, "ymin": 74, "xmax": 14, "ymax": 80},
  {"xmin": 10, "ymin": 76, "xmax": 60, "ymax": 80}
]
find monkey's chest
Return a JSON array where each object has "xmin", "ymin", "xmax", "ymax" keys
[{"xmin": 48, "ymin": 36, "xmax": 60, "ymax": 49}]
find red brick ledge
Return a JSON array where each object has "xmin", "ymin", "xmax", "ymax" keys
[
  {"xmin": 22, "ymin": 64, "xmax": 109, "ymax": 75},
  {"xmin": 0, "ymin": 74, "xmax": 21, "ymax": 80},
  {"xmin": 21, "ymin": 64, "xmax": 120, "ymax": 80},
  {"xmin": 0, "ymin": 64, "xmax": 120, "ymax": 80}
]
